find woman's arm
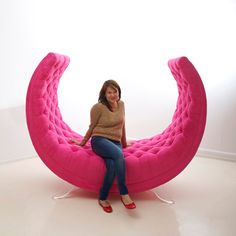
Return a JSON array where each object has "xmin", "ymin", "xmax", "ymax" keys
[
  {"xmin": 121, "ymin": 121, "xmax": 135, "ymax": 148},
  {"xmin": 121, "ymin": 123, "xmax": 127, "ymax": 148},
  {"xmin": 71, "ymin": 104, "xmax": 101, "ymax": 146}
]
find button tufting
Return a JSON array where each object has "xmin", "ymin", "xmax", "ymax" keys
[{"xmin": 26, "ymin": 53, "xmax": 206, "ymax": 194}]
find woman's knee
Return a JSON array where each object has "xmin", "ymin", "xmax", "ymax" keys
[
  {"xmin": 91, "ymin": 137, "xmax": 122, "ymax": 158},
  {"xmin": 113, "ymin": 148, "xmax": 124, "ymax": 158}
]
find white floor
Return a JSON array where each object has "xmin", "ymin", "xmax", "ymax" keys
[{"xmin": 0, "ymin": 156, "xmax": 236, "ymax": 236}]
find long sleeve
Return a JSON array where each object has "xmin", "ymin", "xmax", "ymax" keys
[
  {"xmin": 82, "ymin": 104, "xmax": 101, "ymax": 143},
  {"xmin": 121, "ymin": 102, "xmax": 127, "ymax": 147},
  {"xmin": 121, "ymin": 122, "xmax": 127, "ymax": 148}
]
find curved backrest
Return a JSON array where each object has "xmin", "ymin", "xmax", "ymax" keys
[{"xmin": 26, "ymin": 53, "xmax": 207, "ymax": 193}]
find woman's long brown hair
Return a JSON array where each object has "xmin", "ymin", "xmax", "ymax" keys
[{"xmin": 98, "ymin": 80, "xmax": 121, "ymax": 111}]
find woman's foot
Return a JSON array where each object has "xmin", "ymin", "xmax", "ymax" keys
[
  {"xmin": 98, "ymin": 200, "xmax": 113, "ymax": 213},
  {"xmin": 121, "ymin": 194, "xmax": 136, "ymax": 209}
]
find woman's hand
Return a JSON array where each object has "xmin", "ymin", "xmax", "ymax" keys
[
  {"xmin": 126, "ymin": 140, "xmax": 135, "ymax": 147},
  {"xmin": 70, "ymin": 138, "xmax": 86, "ymax": 146}
]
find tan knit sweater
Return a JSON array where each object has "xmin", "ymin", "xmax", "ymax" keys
[{"xmin": 83, "ymin": 100, "xmax": 126, "ymax": 145}]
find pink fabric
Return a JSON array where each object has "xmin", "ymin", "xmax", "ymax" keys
[{"xmin": 26, "ymin": 53, "xmax": 207, "ymax": 193}]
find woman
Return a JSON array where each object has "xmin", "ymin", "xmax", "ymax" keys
[{"xmin": 71, "ymin": 80, "xmax": 136, "ymax": 213}]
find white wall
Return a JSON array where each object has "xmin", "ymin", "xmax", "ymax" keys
[
  {"xmin": 0, "ymin": 0, "xmax": 236, "ymax": 162},
  {"xmin": 0, "ymin": 106, "xmax": 36, "ymax": 163}
]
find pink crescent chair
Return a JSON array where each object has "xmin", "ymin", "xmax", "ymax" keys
[{"xmin": 26, "ymin": 52, "xmax": 207, "ymax": 194}]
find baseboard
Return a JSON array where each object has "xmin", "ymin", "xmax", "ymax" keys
[{"xmin": 197, "ymin": 148, "xmax": 236, "ymax": 162}]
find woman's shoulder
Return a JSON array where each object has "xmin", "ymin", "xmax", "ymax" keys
[
  {"xmin": 90, "ymin": 103, "xmax": 104, "ymax": 117},
  {"xmin": 118, "ymin": 100, "xmax": 125, "ymax": 107},
  {"xmin": 91, "ymin": 102, "xmax": 105, "ymax": 111},
  {"xmin": 91, "ymin": 102, "xmax": 101, "ymax": 108},
  {"xmin": 91, "ymin": 101, "xmax": 124, "ymax": 111}
]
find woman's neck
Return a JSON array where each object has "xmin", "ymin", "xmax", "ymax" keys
[{"xmin": 109, "ymin": 101, "xmax": 118, "ymax": 110}]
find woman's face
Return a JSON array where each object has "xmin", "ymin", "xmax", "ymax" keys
[{"xmin": 105, "ymin": 86, "xmax": 119, "ymax": 104}]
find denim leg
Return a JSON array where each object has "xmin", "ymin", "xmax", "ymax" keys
[
  {"xmin": 99, "ymin": 159, "xmax": 115, "ymax": 200},
  {"xmin": 91, "ymin": 136, "xmax": 128, "ymax": 199}
]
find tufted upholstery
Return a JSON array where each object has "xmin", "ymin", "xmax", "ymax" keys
[{"xmin": 26, "ymin": 53, "xmax": 207, "ymax": 193}]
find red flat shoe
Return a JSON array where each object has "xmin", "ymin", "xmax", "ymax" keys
[
  {"xmin": 121, "ymin": 198, "xmax": 136, "ymax": 209},
  {"xmin": 98, "ymin": 200, "xmax": 113, "ymax": 213}
]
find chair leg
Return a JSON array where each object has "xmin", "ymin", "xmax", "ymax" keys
[
  {"xmin": 153, "ymin": 191, "xmax": 175, "ymax": 204},
  {"xmin": 53, "ymin": 187, "xmax": 78, "ymax": 200},
  {"xmin": 53, "ymin": 187, "xmax": 175, "ymax": 204}
]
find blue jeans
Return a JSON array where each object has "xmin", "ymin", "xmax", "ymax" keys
[{"xmin": 91, "ymin": 136, "xmax": 128, "ymax": 200}]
